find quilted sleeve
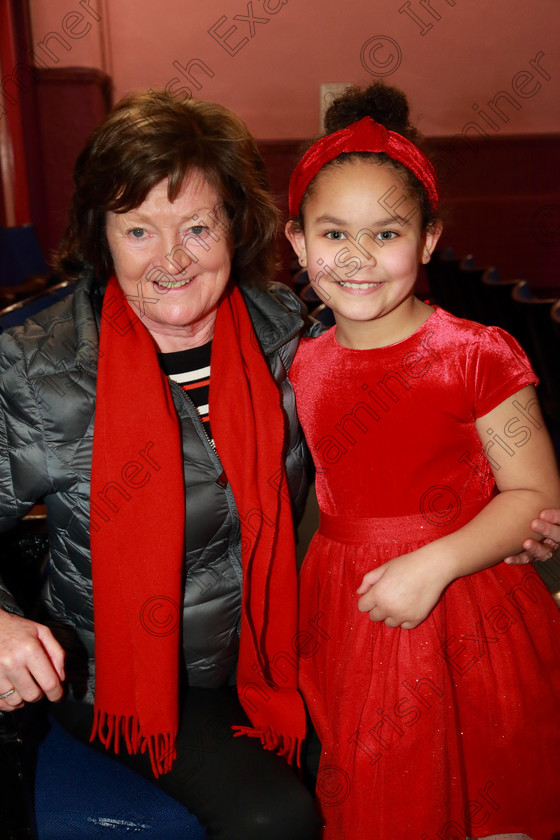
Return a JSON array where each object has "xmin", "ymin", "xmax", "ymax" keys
[
  {"xmin": 0, "ymin": 330, "xmax": 53, "ymax": 531},
  {"xmin": 0, "ymin": 329, "xmax": 54, "ymax": 613}
]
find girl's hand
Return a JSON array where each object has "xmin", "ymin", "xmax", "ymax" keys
[
  {"xmin": 504, "ymin": 509, "xmax": 560, "ymax": 564},
  {"xmin": 356, "ymin": 549, "xmax": 452, "ymax": 629}
]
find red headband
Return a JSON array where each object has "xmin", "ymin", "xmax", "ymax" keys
[{"xmin": 288, "ymin": 116, "xmax": 439, "ymax": 216}]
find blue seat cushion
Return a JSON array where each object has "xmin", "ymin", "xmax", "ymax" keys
[
  {"xmin": 0, "ymin": 281, "xmax": 74, "ymax": 332},
  {"xmin": 34, "ymin": 717, "xmax": 206, "ymax": 839},
  {"xmin": 0, "ymin": 224, "xmax": 47, "ymax": 286}
]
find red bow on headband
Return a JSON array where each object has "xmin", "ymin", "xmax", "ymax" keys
[{"xmin": 288, "ymin": 117, "xmax": 438, "ymax": 216}]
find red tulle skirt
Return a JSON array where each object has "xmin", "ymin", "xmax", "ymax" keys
[{"xmin": 299, "ymin": 512, "xmax": 560, "ymax": 840}]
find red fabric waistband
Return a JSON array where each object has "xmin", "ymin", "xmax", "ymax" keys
[{"xmin": 318, "ymin": 497, "xmax": 490, "ymax": 545}]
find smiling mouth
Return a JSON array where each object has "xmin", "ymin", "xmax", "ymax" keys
[
  {"xmin": 337, "ymin": 280, "xmax": 382, "ymax": 289},
  {"xmin": 153, "ymin": 276, "xmax": 194, "ymax": 290}
]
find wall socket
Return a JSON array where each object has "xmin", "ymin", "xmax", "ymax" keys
[{"xmin": 319, "ymin": 83, "xmax": 352, "ymax": 131}]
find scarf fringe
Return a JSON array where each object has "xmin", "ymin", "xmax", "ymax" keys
[
  {"xmin": 232, "ymin": 725, "xmax": 302, "ymax": 768},
  {"xmin": 91, "ymin": 709, "xmax": 176, "ymax": 778}
]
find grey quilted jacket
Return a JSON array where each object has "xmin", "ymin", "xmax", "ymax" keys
[{"xmin": 0, "ymin": 271, "xmax": 318, "ymax": 704}]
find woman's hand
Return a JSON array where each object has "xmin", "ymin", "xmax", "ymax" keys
[
  {"xmin": 0, "ymin": 610, "xmax": 65, "ymax": 711},
  {"xmin": 356, "ymin": 548, "xmax": 452, "ymax": 630},
  {"xmin": 505, "ymin": 509, "xmax": 560, "ymax": 564}
]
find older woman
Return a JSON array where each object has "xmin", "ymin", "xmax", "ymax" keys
[{"xmin": 0, "ymin": 91, "xmax": 321, "ymax": 839}]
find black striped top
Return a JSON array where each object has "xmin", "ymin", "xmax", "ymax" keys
[{"xmin": 158, "ymin": 341, "xmax": 212, "ymax": 439}]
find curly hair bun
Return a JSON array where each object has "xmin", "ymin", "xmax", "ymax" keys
[{"xmin": 323, "ymin": 82, "xmax": 421, "ymax": 145}]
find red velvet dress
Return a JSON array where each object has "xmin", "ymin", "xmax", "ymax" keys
[{"xmin": 291, "ymin": 308, "xmax": 560, "ymax": 840}]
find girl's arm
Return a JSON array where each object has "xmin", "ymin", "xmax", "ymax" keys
[{"xmin": 357, "ymin": 385, "xmax": 560, "ymax": 629}]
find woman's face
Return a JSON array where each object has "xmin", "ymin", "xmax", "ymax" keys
[{"xmin": 106, "ymin": 172, "xmax": 232, "ymax": 351}]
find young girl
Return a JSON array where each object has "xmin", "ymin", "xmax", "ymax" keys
[{"xmin": 286, "ymin": 83, "xmax": 560, "ymax": 840}]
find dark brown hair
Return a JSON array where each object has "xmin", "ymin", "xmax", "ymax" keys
[
  {"xmin": 295, "ymin": 82, "xmax": 438, "ymax": 233},
  {"xmin": 57, "ymin": 90, "xmax": 280, "ymax": 288}
]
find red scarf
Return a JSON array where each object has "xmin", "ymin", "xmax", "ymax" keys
[{"xmin": 90, "ymin": 277, "xmax": 306, "ymax": 776}]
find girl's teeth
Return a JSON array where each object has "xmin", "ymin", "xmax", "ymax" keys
[{"xmin": 338, "ymin": 281, "xmax": 380, "ymax": 289}]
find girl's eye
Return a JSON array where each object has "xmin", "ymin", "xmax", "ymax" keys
[
  {"xmin": 325, "ymin": 230, "xmax": 346, "ymax": 241},
  {"xmin": 129, "ymin": 228, "xmax": 145, "ymax": 239},
  {"xmin": 377, "ymin": 230, "xmax": 398, "ymax": 241}
]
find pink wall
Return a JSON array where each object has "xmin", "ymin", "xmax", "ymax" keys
[{"xmin": 28, "ymin": 0, "xmax": 560, "ymax": 139}]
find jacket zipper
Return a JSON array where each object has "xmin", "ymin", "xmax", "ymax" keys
[
  {"xmin": 262, "ymin": 322, "xmax": 302, "ymax": 357},
  {"xmin": 177, "ymin": 385, "xmax": 228, "ymax": 489}
]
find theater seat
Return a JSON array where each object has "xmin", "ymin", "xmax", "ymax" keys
[
  {"xmin": 424, "ymin": 248, "xmax": 463, "ymax": 316},
  {"xmin": 310, "ymin": 304, "xmax": 335, "ymax": 327},
  {"xmin": 511, "ymin": 281, "xmax": 560, "ymax": 419},
  {"xmin": 481, "ymin": 272, "xmax": 527, "ymax": 335},
  {"xmin": 34, "ymin": 717, "xmax": 206, "ymax": 840},
  {"xmin": 0, "ymin": 281, "xmax": 74, "ymax": 333}
]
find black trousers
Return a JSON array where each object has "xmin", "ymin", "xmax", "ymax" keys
[{"xmin": 51, "ymin": 687, "xmax": 322, "ymax": 840}]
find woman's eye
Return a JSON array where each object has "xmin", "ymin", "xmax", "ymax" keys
[
  {"xmin": 325, "ymin": 230, "xmax": 346, "ymax": 241},
  {"xmin": 377, "ymin": 230, "xmax": 397, "ymax": 241},
  {"xmin": 189, "ymin": 225, "xmax": 208, "ymax": 236},
  {"xmin": 129, "ymin": 228, "xmax": 145, "ymax": 238}
]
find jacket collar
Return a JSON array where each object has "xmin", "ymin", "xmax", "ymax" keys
[
  {"xmin": 72, "ymin": 268, "xmax": 105, "ymax": 375},
  {"xmin": 240, "ymin": 282, "xmax": 305, "ymax": 356}
]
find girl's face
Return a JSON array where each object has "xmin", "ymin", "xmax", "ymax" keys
[{"xmin": 286, "ymin": 158, "xmax": 441, "ymax": 347}]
